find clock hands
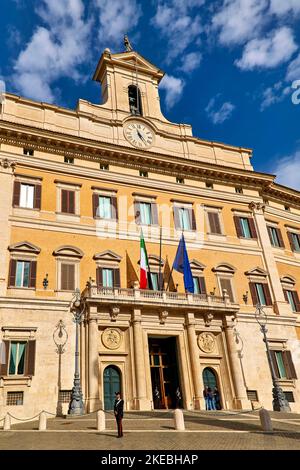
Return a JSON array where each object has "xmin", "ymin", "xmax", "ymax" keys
[{"xmin": 137, "ymin": 129, "xmax": 147, "ymax": 144}]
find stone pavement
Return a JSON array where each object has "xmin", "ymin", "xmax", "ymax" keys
[{"xmin": 1, "ymin": 410, "xmax": 300, "ymax": 450}]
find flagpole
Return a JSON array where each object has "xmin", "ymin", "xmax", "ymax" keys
[
  {"xmin": 166, "ymin": 266, "xmax": 174, "ymax": 292},
  {"xmin": 158, "ymin": 225, "xmax": 162, "ymax": 290}
]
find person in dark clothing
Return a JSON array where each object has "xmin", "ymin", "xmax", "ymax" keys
[
  {"xmin": 114, "ymin": 391, "xmax": 124, "ymax": 437},
  {"xmin": 214, "ymin": 387, "xmax": 221, "ymax": 410},
  {"xmin": 175, "ymin": 387, "xmax": 182, "ymax": 408}
]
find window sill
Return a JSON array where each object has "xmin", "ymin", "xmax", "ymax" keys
[
  {"xmin": 0, "ymin": 375, "xmax": 32, "ymax": 387},
  {"xmin": 7, "ymin": 287, "xmax": 35, "ymax": 291},
  {"xmin": 276, "ymin": 378, "xmax": 296, "ymax": 387}
]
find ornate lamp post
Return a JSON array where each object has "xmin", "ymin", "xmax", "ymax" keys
[
  {"xmin": 53, "ymin": 320, "xmax": 68, "ymax": 416},
  {"xmin": 255, "ymin": 304, "xmax": 291, "ymax": 412},
  {"xmin": 68, "ymin": 288, "xmax": 85, "ymax": 415}
]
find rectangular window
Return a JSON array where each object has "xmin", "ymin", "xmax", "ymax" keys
[
  {"xmin": 140, "ymin": 202, "xmax": 152, "ymax": 225},
  {"xmin": 61, "ymin": 189, "xmax": 75, "ymax": 214},
  {"xmin": 100, "ymin": 163, "xmax": 109, "ymax": 170},
  {"xmin": 102, "ymin": 268, "xmax": 114, "ymax": 288},
  {"xmin": 255, "ymin": 283, "xmax": 267, "ymax": 305},
  {"xmin": 59, "ymin": 390, "xmax": 72, "ymax": 403},
  {"xmin": 291, "ymin": 233, "xmax": 300, "ymax": 252},
  {"xmin": 220, "ymin": 278, "xmax": 234, "ymax": 302},
  {"xmin": 99, "ymin": 196, "xmax": 112, "ymax": 219},
  {"xmin": 286, "ymin": 290, "xmax": 297, "ymax": 312},
  {"xmin": 20, "ymin": 184, "xmax": 34, "ymax": 208},
  {"xmin": 207, "ymin": 211, "xmax": 222, "ymax": 234},
  {"xmin": 206, "ymin": 182, "xmax": 213, "ymax": 189},
  {"xmin": 61, "ymin": 263, "xmax": 75, "ymax": 291},
  {"xmin": 15, "ymin": 261, "xmax": 31, "ymax": 287},
  {"xmin": 235, "ymin": 187, "xmax": 243, "ymax": 194},
  {"xmin": 240, "ymin": 218, "xmax": 252, "ymax": 238},
  {"xmin": 246, "ymin": 390, "xmax": 258, "ymax": 401},
  {"xmin": 6, "ymin": 391, "xmax": 24, "ymax": 406},
  {"xmin": 176, "ymin": 177, "xmax": 184, "ymax": 184},
  {"xmin": 9, "ymin": 341, "xmax": 27, "ymax": 375},
  {"xmin": 268, "ymin": 226, "xmax": 284, "ymax": 248},
  {"xmin": 64, "ymin": 156, "xmax": 74, "ymax": 164},
  {"xmin": 275, "ymin": 351, "xmax": 287, "ymax": 378},
  {"xmin": 139, "ymin": 170, "xmax": 148, "ymax": 177},
  {"xmin": 178, "ymin": 207, "xmax": 191, "ymax": 230},
  {"xmin": 283, "ymin": 392, "xmax": 295, "ymax": 403},
  {"xmin": 23, "ymin": 148, "xmax": 34, "ymax": 156},
  {"xmin": 193, "ymin": 277, "xmax": 206, "ymax": 295},
  {"xmin": 150, "ymin": 272, "xmax": 159, "ymax": 291}
]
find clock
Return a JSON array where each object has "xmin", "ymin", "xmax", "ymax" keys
[{"xmin": 124, "ymin": 121, "xmax": 154, "ymax": 149}]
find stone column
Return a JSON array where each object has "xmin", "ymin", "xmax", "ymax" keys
[
  {"xmin": 0, "ymin": 159, "xmax": 16, "ymax": 296},
  {"xmin": 132, "ymin": 308, "xmax": 151, "ymax": 410},
  {"xmin": 249, "ymin": 202, "xmax": 291, "ymax": 316},
  {"xmin": 87, "ymin": 316, "xmax": 100, "ymax": 412},
  {"xmin": 186, "ymin": 313, "xmax": 204, "ymax": 410},
  {"xmin": 224, "ymin": 319, "xmax": 251, "ymax": 409}
]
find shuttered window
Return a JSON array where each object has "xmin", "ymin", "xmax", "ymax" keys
[
  {"xmin": 234, "ymin": 216, "xmax": 257, "ymax": 239},
  {"xmin": 270, "ymin": 350, "xmax": 297, "ymax": 380},
  {"xmin": 3, "ymin": 340, "xmax": 36, "ymax": 377},
  {"xmin": 249, "ymin": 282, "xmax": 272, "ymax": 306},
  {"xmin": 96, "ymin": 267, "xmax": 121, "ymax": 288},
  {"xmin": 61, "ymin": 263, "xmax": 75, "ymax": 291},
  {"xmin": 61, "ymin": 189, "xmax": 75, "ymax": 214},
  {"xmin": 9, "ymin": 260, "xmax": 37, "ymax": 288},
  {"xmin": 93, "ymin": 195, "xmax": 118, "ymax": 220},
  {"xmin": 220, "ymin": 278, "xmax": 234, "ymax": 302},
  {"xmin": 13, "ymin": 182, "xmax": 42, "ymax": 209},
  {"xmin": 134, "ymin": 201, "xmax": 158, "ymax": 225},
  {"xmin": 284, "ymin": 290, "xmax": 300, "ymax": 312},
  {"xmin": 173, "ymin": 206, "xmax": 196, "ymax": 231},
  {"xmin": 267, "ymin": 226, "xmax": 284, "ymax": 248},
  {"xmin": 193, "ymin": 277, "xmax": 207, "ymax": 295},
  {"xmin": 207, "ymin": 212, "xmax": 222, "ymax": 234},
  {"xmin": 288, "ymin": 232, "xmax": 300, "ymax": 252}
]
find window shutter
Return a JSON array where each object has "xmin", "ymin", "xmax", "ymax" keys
[
  {"xmin": 68, "ymin": 191, "xmax": 75, "ymax": 214},
  {"xmin": 199, "ymin": 277, "xmax": 207, "ymax": 295},
  {"xmin": 96, "ymin": 267, "xmax": 103, "ymax": 287},
  {"xmin": 208, "ymin": 212, "xmax": 221, "ymax": 234},
  {"xmin": 276, "ymin": 228, "xmax": 285, "ymax": 248},
  {"xmin": 173, "ymin": 206, "xmax": 181, "ymax": 230},
  {"xmin": 158, "ymin": 272, "xmax": 164, "ymax": 291},
  {"xmin": 92, "ymin": 194, "xmax": 99, "ymax": 218},
  {"xmin": 220, "ymin": 278, "xmax": 234, "ymax": 302},
  {"xmin": 0, "ymin": 340, "xmax": 10, "ymax": 376},
  {"xmin": 8, "ymin": 259, "xmax": 17, "ymax": 287},
  {"xmin": 13, "ymin": 181, "xmax": 21, "ymax": 207},
  {"xmin": 292, "ymin": 291, "xmax": 300, "ymax": 312},
  {"xmin": 267, "ymin": 226, "xmax": 273, "ymax": 245},
  {"xmin": 61, "ymin": 264, "xmax": 68, "ymax": 290},
  {"xmin": 270, "ymin": 350, "xmax": 280, "ymax": 378},
  {"xmin": 233, "ymin": 216, "xmax": 243, "ymax": 237},
  {"xmin": 34, "ymin": 184, "xmax": 41, "ymax": 210},
  {"xmin": 25, "ymin": 340, "xmax": 36, "ymax": 376},
  {"xmin": 61, "ymin": 189, "xmax": 68, "ymax": 213},
  {"xmin": 287, "ymin": 232, "xmax": 295, "ymax": 251},
  {"xmin": 111, "ymin": 196, "xmax": 118, "ymax": 220},
  {"xmin": 249, "ymin": 282, "xmax": 258, "ymax": 305},
  {"xmin": 68, "ymin": 264, "xmax": 75, "ymax": 291},
  {"xmin": 189, "ymin": 208, "xmax": 196, "ymax": 230},
  {"xmin": 263, "ymin": 283, "xmax": 272, "ymax": 306},
  {"xmin": 248, "ymin": 218, "xmax": 257, "ymax": 239},
  {"xmin": 113, "ymin": 269, "xmax": 121, "ymax": 288},
  {"xmin": 29, "ymin": 261, "xmax": 37, "ymax": 288},
  {"xmin": 283, "ymin": 350, "xmax": 297, "ymax": 379},
  {"xmin": 134, "ymin": 201, "xmax": 141, "ymax": 225},
  {"xmin": 283, "ymin": 289, "xmax": 288, "ymax": 302},
  {"xmin": 151, "ymin": 203, "xmax": 158, "ymax": 225}
]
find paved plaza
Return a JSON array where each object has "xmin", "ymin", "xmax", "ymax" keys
[{"xmin": 1, "ymin": 410, "xmax": 300, "ymax": 450}]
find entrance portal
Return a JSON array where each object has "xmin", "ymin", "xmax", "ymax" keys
[
  {"xmin": 202, "ymin": 367, "xmax": 222, "ymax": 410},
  {"xmin": 149, "ymin": 337, "xmax": 181, "ymax": 409},
  {"xmin": 103, "ymin": 365, "xmax": 121, "ymax": 410}
]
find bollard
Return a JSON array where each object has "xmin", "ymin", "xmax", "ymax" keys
[
  {"xmin": 259, "ymin": 408, "xmax": 273, "ymax": 433},
  {"xmin": 174, "ymin": 408, "xmax": 185, "ymax": 431},
  {"xmin": 39, "ymin": 411, "xmax": 47, "ymax": 431},
  {"xmin": 3, "ymin": 414, "xmax": 11, "ymax": 430},
  {"xmin": 97, "ymin": 410, "xmax": 105, "ymax": 431}
]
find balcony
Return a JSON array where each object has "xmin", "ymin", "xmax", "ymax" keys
[{"xmin": 83, "ymin": 281, "xmax": 240, "ymax": 314}]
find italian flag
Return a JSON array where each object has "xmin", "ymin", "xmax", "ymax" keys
[{"xmin": 140, "ymin": 232, "xmax": 150, "ymax": 289}]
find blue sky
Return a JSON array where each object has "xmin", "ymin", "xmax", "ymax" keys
[{"xmin": 1, "ymin": 0, "xmax": 300, "ymax": 189}]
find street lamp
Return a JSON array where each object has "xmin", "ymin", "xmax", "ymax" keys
[
  {"xmin": 255, "ymin": 304, "xmax": 291, "ymax": 412},
  {"xmin": 53, "ymin": 320, "xmax": 68, "ymax": 416},
  {"xmin": 68, "ymin": 288, "xmax": 85, "ymax": 415}
]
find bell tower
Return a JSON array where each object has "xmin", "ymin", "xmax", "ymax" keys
[{"xmin": 92, "ymin": 46, "xmax": 165, "ymax": 121}]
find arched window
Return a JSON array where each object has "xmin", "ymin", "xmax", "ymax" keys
[{"xmin": 128, "ymin": 85, "xmax": 142, "ymax": 115}]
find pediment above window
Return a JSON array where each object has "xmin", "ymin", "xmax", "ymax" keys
[
  {"xmin": 245, "ymin": 267, "xmax": 268, "ymax": 277},
  {"xmin": 190, "ymin": 260, "xmax": 206, "ymax": 271},
  {"xmin": 53, "ymin": 246, "xmax": 84, "ymax": 259},
  {"xmin": 281, "ymin": 276, "xmax": 296, "ymax": 288},
  {"xmin": 93, "ymin": 250, "xmax": 122, "ymax": 262},
  {"xmin": 212, "ymin": 263, "xmax": 236, "ymax": 274},
  {"xmin": 8, "ymin": 241, "xmax": 41, "ymax": 254},
  {"xmin": 138, "ymin": 254, "xmax": 164, "ymax": 267}
]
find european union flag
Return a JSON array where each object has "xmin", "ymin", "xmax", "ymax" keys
[{"xmin": 173, "ymin": 235, "xmax": 194, "ymax": 293}]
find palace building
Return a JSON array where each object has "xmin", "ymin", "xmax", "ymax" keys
[{"xmin": 0, "ymin": 45, "xmax": 300, "ymax": 417}]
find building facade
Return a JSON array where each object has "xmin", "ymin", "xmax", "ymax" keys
[{"xmin": 0, "ymin": 47, "xmax": 300, "ymax": 417}]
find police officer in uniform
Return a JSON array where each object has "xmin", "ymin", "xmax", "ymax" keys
[{"xmin": 114, "ymin": 391, "xmax": 124, "ymax": 437}]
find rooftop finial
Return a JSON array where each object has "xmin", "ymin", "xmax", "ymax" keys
[{"xmin": 124, "ymin": 34, "xmax": 133, "ymax": 52}]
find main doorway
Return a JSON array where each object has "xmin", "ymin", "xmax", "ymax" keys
[
  {"xmin": 149, "ymin": 337, "xmax": 181, "ymax": 409},
  {"xmin": 103, "ymin": 365, "xmax": 121, "ymax": 410},
  {"xmin": 202, "ymin": 367, "xmax": 222, "ymax": 410}
]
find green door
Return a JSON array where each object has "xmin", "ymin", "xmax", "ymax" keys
[{"xmin": 104, "ymin": 366, "xmax": 121, "ymax": 410}]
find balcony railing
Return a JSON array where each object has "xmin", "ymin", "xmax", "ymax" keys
[{"xmin": 83, "ymin": 282, "xmax": 239, "ymax": 312}]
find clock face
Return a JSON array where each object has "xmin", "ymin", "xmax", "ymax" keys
[{"xmin": 124, "ymin": 122, "xmax": 154, "ymax": 149}]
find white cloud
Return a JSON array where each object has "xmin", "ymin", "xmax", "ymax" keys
[
  {"xmin": 205, "ymin": 97, "xmax": 235, "ymax": 124},
  {"xmin": 273, "ymin": 151, "xmax": 300, "ymax": 190},
  {"xmin": 179, "ymin": 52, "xmax": 202, "ymax": 73},
  {"xmin": 286, "ymin": 53, "xmax": 300, "ymax": 82},
  {"xmin": 236, "ymin": 27, "xmax": 298, "ymax": 70},
  {"xmin": 95, "ymin": 0, "xmax": 141, "ymax": 47},
  {"xmin": 260, "ymin": 81, "xmax": 291, "ymax": 111},
  {"xmin": 152, "ymin": 1, "xmax": 203, "ymax": 63},
  {"xmin": 13, "ymin": 0, "xmax": 91, "ymax": 102},
  {"xmin": 270, "ymin": 0, "xmax": 300, "ymax": 17},
  {"xmin": 212, "ymin": 0, "xmax": 268, "ymax": 46},
  {"xmin": 159, "ymin": 74, "xmax": 185, "ymax": 109}
]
